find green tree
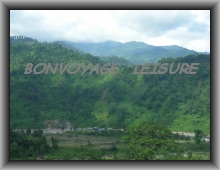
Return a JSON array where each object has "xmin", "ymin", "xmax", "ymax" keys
[
  {"xmin": 32, "ymin": 129, "xmax": 43, "ymax": 138},
  {"xmin": 119, "ymin": 121, "xmax": 180, "ymax": 160},
  {"xmin": 51, "ymin": 137, "xmax": 59, "ymax": 149},
  {"xmin": 26, "ymin": 129, "xmax": 31, "ymax": 136},
  {"xmin": 108, "ymin": 102, "xmax": 116, "ymax": 115},
  {"xmin": 194, "ymin": 130, "xmax": 203, "ymax": 144},
  {"xmin": 10, "ymin": 142, "xmax": 19, "ymax": 158}
]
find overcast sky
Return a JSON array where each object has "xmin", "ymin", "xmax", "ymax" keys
[{"xmin": 10, "ymin": 10, "xmax": 210, "ymax": 52}]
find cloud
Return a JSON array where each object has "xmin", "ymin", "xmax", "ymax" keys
[
  {"xmin": 112, "ymin": 10, "xmax": 191, "ymax": 36},
  {"xmin": 10, "ymin": 10, "xmax": 210, "ymax": 52}
]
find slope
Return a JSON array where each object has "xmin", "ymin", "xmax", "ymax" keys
[
  {"xmin": 10, "ymin": 36, "xmax": 210, "ymax": 135},
  {"xmin": 63, "ymin": 40, "xmax": 208, "ymax": 64}
]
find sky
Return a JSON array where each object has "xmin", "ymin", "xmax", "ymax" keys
[{"xmin": 10, "ymin": 10, "xmax": 210, "ymax": 52}]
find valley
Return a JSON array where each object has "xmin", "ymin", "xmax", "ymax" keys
[{"xmin": 10, "ymin": 36, "xmax": 210, "ymax": 160}]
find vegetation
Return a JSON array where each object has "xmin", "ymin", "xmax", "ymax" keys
[
  {"xmin": 10, "ymin": 35, "xmax": 210, "ymax": 160},
  {"xmin": 62, "ymin": 40, "xmax": 208, "ymax": 64},
  {"xmin": 10, "ymin": 36, "xmax": 210, "ymax": 134},
  {"xmin": 194, "ymin": 130, "xmax": 203, "ymax": 144},
  {"xmin": 119, "ymin": 121, "xmax": 179, "ymax": 160},
  {"xmin": 98, "ymin": 55, "xmax": 132, "ymax": 66},
  {"xmin": 10, "ymin": 124, "xmax": 210, "ymax": 160},
  {"xmin": 10, "ymin": 129, "xmax": 51, "ymax": 160}
]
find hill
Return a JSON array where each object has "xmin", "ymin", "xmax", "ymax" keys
[
  {"xmin": 55, "ymin": 41, "xmax": 133, "ymax": 66},
  {"xmin": 10, "ymin": 36, "xmax": 210, "ymax": 134},
  {"xmin": 62, "ymin": 40, "xmax": 209, "ymax": 64}
]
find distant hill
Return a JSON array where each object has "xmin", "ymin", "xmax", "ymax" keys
[
  {"xmin": 54, "ymin": 41, "xmax": 86, "ymax": 54},
  {"xmin": 56, "ymin": 41, "xmax": 133, "ymax": 66},
  {"xmin": 63, "ymin": 40, "xmax": 209, "ymax": 64}
]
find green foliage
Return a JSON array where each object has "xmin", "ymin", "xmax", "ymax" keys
[
  {"xmin": 10, "ymin": 129, "xmax": 50, "ymax": 160},
  {"xmin": 31, "ymin": 129, "xmax": 43, "ymax": 138},
  {"xmin": 99, "ymin": 55, "xmax": 132, "ymax": 66},
  {"xmin": 194, "ymin": 130, "xmax": 203, "ymax": 144},
  {"xmin": 119, "ymin": 121, "xmax": 180, "ymax": 160},
  {"xmin": 51, "ymin": 137, "xmax": 59, "ymax": 149},
  {"xmin": 179, "ymin": 141, "xmax": 210, "ymax": 152},
  {"xmin": 26, "ymin": 129, "xmax": 31, "ymax": 136},
  {"xmin": 10, "ymin": 35, "xmax": 210, "ymax": 135},
  {"xmin": 110, "ymin": 143, "xmax": 118, "ymax": 151}
]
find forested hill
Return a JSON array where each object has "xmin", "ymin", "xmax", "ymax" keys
[
  {"xmin": 55, "ymin": 41, "xmax": 133, "ymax": 66},
  {"xmin": 10, "ymin": 36, "xmax": 210, "ymax": 134},
  {"xmin": 62, "ymin": 40, "xmax": 209, "ymax": 64}
]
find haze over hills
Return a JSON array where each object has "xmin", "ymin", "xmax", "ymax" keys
[
  {"xmin": 62, "ymin": 40, "xmax": 209, "ymax": 64},
  {"xmin": 10, "ymin": 36, "xmax": 210, "ymax": 135}
]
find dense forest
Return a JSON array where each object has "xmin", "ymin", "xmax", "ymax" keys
[{"xmin": 10, "ymin": 36, "xmax": 210, "ymax": 135}]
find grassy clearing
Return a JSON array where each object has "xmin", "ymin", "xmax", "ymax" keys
[
  {"xmin": 43, "ymin": 132, "xmax": 210, "ymax": 160},
  {"xmin": 44, "ymin": 146, "xmax": 118, "ymax": 160},
  {"xmin": 45, "ymin": 133, "xmax": 119, "ymax": 149}
]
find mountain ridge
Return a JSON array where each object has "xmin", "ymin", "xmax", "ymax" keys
[{"xmin": 62, "ymin": 40, "xmax": 209, "ymax": 64}]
